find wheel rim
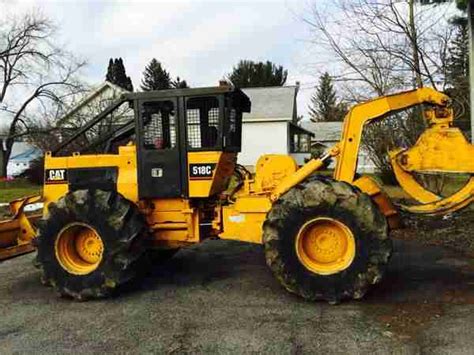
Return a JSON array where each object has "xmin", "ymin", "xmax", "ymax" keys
[
  {"xmin": 295, "ymin": 217, "xmax": 355, "ymax": 275},
  {"xmin": 55, "ymin": 222, "xmax": 104, "ymax": 275}
]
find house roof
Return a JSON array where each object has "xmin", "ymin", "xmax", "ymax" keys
[
  {"xmin": 290, "ymin": 122, "xmax": 315, "ymax": 137},
  {"xmin": 299, "ymin": 121, "xmax": 342, "ymax": 142},
  {"xmin": 9, "ymin": 142, "xmax": 42, "ymax": 161},
  {"xmin": 241, "ymin": 86, "xmax": 297, "ymax": 122}
]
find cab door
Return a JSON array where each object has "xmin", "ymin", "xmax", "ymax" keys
[{"xmin": 137, "ymin": 98, "xmax": 184, "ymax": 198}]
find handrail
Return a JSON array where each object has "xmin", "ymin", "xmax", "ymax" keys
[{"xmin": 52, "ymin": 95, "xmax": 128, "ymax": 155}]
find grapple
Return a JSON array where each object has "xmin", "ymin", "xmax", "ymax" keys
[
  {"xmin": 0, "ymin": 195, "xmax": 42, "ymax": 260},
  {"xmin": 390, "ymin": 107, "xmax": 474, "ymax": 215}
]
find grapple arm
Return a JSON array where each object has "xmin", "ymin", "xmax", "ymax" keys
[
  {"xmin": 334, "ymin": 87, "xmax": 450, "ymax": 183},
  {"xmin": 327, "ymin": 86, "xmax": 474, "ymax": 215},
  {"xmin": 270, "ymin": 88, "xmax": 452, "ymax": 207}
]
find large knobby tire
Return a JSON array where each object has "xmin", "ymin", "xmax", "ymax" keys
[
  {"xmin": 35, "ymin": 189, "xmax": 146, "ymax": 301},
  {"xmin": 263, "ymin": 176, "xmax": 392, "ymax": 303}
]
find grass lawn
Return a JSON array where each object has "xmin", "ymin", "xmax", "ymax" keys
[
  {"xmin": 0, "ymin": 179, "xmax": 41, "ymax": 203},
  {"xmin": 313, "ymin": 170, "xmax": 470, "ymax": 201},
  {"xmin": 382, "ymin": 174, "xmax": 471, "ymax": 200}
]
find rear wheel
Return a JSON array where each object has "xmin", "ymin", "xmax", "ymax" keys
[
  {"xmin": 263, "ymin": 176, "xmax": 392, "ymax": 303},
  {"xmin": 35, "ymin": 189, "xmax": 146, "ymax": 300}
]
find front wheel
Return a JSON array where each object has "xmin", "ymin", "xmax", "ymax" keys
[{"xmin": 263, "ymin": 177, "xmax": 392, "ymax": 303}]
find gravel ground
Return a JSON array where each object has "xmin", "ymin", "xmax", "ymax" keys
[
  {"xmin": 0, "ymin": 239, "xmax": 473, "ymax": 354},
  {"xmin": 393, "ymin": 209, "xmax": 474, "ymax": 256}
]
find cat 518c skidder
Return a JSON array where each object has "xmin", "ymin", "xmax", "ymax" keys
[{"xmin": 0, "ymin": 85, "xmax": 472, "ymax": 302}]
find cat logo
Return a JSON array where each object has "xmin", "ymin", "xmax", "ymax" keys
[{"xmin": 45, "ymin": 169, "xmax": 68, "ymax": 184}]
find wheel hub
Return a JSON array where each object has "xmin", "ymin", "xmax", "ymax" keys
[
  {"xmin": 296, "ymin": 217, "xmax": 355, "ymax": 275},
  {"xmin": 55, "ymin": 222, "xmax": 104, "ymax": 275}
]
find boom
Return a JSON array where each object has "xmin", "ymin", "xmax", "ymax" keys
[
  {"xmin": 271, "ymin": 87, "xmax": 451, "ymax": 203},
  {"xmin": 334, "ymin": 87, "xmax": 449, "ymax": 182}
]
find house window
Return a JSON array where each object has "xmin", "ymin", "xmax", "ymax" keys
[
  {"xmin": 290, "ymin": 132, "xmax": 311, "ymax": 153},
  {"xmin": 300, "ymin": 134, "xmax": 310, "ymax": 152}
]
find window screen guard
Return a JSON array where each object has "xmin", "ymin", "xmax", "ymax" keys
[{"xmin": 185, "ymin": 96, "xmax": 221, "ymax": 150}]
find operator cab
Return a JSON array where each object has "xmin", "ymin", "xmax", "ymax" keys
[
  {"xmin": 51, "ymin": 85, "xmax": 250, "ymax": 200},
  {"xmin": 133, "ymin": 86, "xmax": 250, "ymax": 199}
]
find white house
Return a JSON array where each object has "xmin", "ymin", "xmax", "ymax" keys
[
  {"xmin": 299, "ymin": 120, "xmax": 377, "ymax": 173},
  {"xmin": 58, "ymin": 81, "xmax": 132, "ymax": 128},
  {"xmin": 239, "ymin": 86, "xmax": 313, "ymax": 168},
  {"xmin": 6, "ymin": 141, "xmax": 42, "ymax": 177},
  {"xmin": 53, "ymin": 81, "xmax": 134, "ymax": 154}
]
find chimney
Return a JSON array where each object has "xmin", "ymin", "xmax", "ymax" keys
[
  {"xmin": 295, "ymin": 81, "xmax": 300, "ymax": 94},
  {"xmin": 219, "ymin": 79, "xmax": 230, "ymax": 87}
]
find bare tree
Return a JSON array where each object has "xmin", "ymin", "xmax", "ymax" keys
[
  {"xmin": 304, "ymin": 0, "xmax": 455, "ymax": 186},
  {"xmin": 0, "ymin": 12, "xmax": 85, "ymax": 177}
]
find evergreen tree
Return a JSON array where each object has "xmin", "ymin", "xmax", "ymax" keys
[
  {"xmin": 228, "ymin": 60, "xmax": 287, "ymax": 88},
  {"xmin": 446, "ymin": 19, "xmax": 470, "ymax": 132},
  {"xmin": 447, "ymin": 19, "xmax": 469, "ymax": 86},
  {"xmin": 455, "ymin": 0, "xmax": 468, "ymax": 10},
  {"xmin": 309, "ymin": 72, "xmax": 346, "ymax": 122},
  {"xmin": 104, "ymin": 57, "xmax": 133, "ymax": 91},
  {"xmin": 172, "ymin": 76, "xmax": 189, "ymax": 89},
  {"xmin": 140, "ymin": 58, "xmax": 172, "ymax": 91},
  {"xmin": 105, "ymin": 58, "xmax": 114, "ymax": 83},
  {"xmin": 115, "ymin": 58, "xmax": 133, "ymax": 91}
]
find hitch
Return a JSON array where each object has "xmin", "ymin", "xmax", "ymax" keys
[{"xmin": 0, "ymin": 195, "xmax": 42, "ymax": 261}]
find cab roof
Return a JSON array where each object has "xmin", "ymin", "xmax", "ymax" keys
[{"xmin": 125, "ymin": 86, "xmax": 251, "ymax": 112}]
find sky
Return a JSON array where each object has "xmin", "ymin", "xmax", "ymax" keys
[{"xmin": 1, "ymin": 0, "xmax": 324, "ymax": 119}]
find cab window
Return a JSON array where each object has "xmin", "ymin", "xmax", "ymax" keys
[
  {"xmin": 224, "ymin": 103, "xmax": 242, "ymax": 151},
  {"xmin": 142, "ymin": 100, "xmax": 177, "ymax": 150},
  {"xmin": 186, "ymin": 96, "xmax": 221, "ymax": 149}
]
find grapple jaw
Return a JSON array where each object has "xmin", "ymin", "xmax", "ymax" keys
[
  {"xmin": 390, "ymin": 107, "xmax": 474, "ymax": 215},
  {"xmin": 0, "ymin": 195, "xmax": 42, "ymax": 260}
]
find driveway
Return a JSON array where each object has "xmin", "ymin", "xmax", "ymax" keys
[{"xmin": 0, "ymin": 239, "xmax": 473, "ymax": 354}]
